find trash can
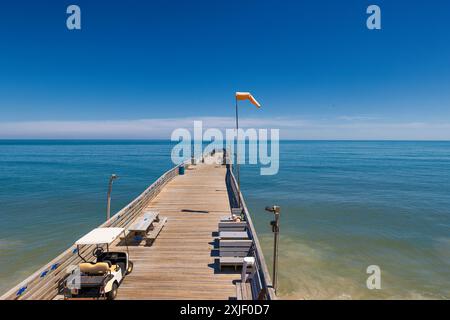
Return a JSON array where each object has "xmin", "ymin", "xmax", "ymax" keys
[{"xmin": 178, "ymin": 164, "xmax": 185, "ymax": 175}]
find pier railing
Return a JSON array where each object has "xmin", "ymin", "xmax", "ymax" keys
[
  {"xmin": 0, "ymin": 155, "xmax": 203, "ymax": 300},
  {"xmin": 224, "ymin": 148, "xmax": 276, "ymax": 300}
]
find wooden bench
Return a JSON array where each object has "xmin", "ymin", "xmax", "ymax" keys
[
  {"xmin": 122, "ymin": 211, "xmax": 167, "ymax": 245},
  {"xmin": 128, "ymin": 211, "xmax": 159, "ymax": 234},
  {"xmin": 220, "ymin": 208, "xmax": 243, "ymax": 221},
  {"xmin": 235, "ymin": 279, "xmax": 267, "ymax": 300},
  {"xmin": 146, "ymin": 217, "xmax": 167, "ymax": 240},
  {"xmin": 219, "ymin": 239, "xmax": 253, "ymax": 271},
  {"xmin": 235, "ymin": 281, "xmax": 252, "ymax": 300},
  {"xmin": 235, "ymin": 257, "xmax": 267, "ymax": 300},
  {"xmin": 219, "ymin": 231, "xmax": 248, "ymax": 240},
  {"xmin": 218, "ymin": 221, "xmax": 247, "ymax": 232}
]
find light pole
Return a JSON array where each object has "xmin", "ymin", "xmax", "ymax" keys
[
  {"xmin": 265, "ymin": 205, "xmax": 281, "ymax": 294},
  {"xmin": 235, "ymin": 96, "xmax": 241, "ymax": 208},
  {"xmin": 234, "ymin": 92, "xmax": 261, "ymax": 209},
  {"xmin": 106, "ymin": 174, "xmax": 118, "ymax": 221}
]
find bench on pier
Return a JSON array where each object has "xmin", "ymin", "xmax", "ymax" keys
[
  {"xmin": 235, "ymin": 281, "xmax": 252, "ymax": 300},
  {"xmin": 219, "ymin": 208, "xmax": 246, "ymax": 231},
  {"xmin": 146, "ymin": 217, "xmax": 167, "ymax": 240},
  {"xmin": 129, "ymin": 211, "xmax": 159, "ymax": 233},
  {"xmin": 218, "ymin": 221, "xmax": 247, "ymax": 232},
  {"xmin": 235, "ymin": 257, "xmax": 267, "ymax": 300},
  {"xmin": 218, "ymin": 239, "xmax": 253, "ymax": 271},
  {"xmin": 220, "ymin": 209, "xmax": 243, "ymax": 220},
  {"xmin": 122, "ymin": 211, "xmax": 167, "ymax": 245},
  {"xmin": 219, "ymin": 231, "xmax": 248, "ymax": 240},
  {"xmin": 235, "ymin": 280, "xmax": 267, "ymax": 300}
]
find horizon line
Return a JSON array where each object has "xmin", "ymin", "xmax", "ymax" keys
[{"xmin": 1, "ymin": 138, "xmax": 450, "ymax": 142}]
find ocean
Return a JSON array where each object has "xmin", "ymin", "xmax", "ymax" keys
[{"xmin": 0, "ymin": 140, "xmax": 449, "ymax": 299}]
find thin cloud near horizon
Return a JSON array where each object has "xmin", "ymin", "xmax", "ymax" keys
[{"xmin": 1, "ymin": 117, "xmax": 450, "ymax": 140}]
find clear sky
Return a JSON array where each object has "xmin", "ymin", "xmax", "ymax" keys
[{"xmin": 0, "ymin": 0, "xmax": 449, "ymax": 139}]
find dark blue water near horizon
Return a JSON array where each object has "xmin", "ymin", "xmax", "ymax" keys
[{"xmin": 0, "ymin": 140, "xmax": 449, "ymax": 299}]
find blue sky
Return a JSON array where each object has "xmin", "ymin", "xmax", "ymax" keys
[{"xmin": 0, "ymin": 0, "xmax": 449, "ymax": 139}]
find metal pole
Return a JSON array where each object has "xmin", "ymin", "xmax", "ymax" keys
[
  {"xmin": 235, "ymin": 97, "xmax": 241, "ymax": 208},
  {"xmin": 272, "ymin": 211, "xmax": 280, "ymax": 294},
  {"xmin": 265, "ymin": 205, "xmax": 281, "ymax": 294},
  {"xmin": 106, "ymin": 174, "xmax": 118, "ymax": 221}
]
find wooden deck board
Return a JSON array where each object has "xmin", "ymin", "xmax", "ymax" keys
[{"xmin": 115, "ymin": 153, "xmax": 240, "ymax": 300}]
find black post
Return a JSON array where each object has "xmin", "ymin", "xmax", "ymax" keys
[
  {"xmin": 265, "ymin": 205, "xmax": 281, "ymax": 294},
  {"xmin": 272, "ymin": 212, "xmax": 280, "ymax": 294}
]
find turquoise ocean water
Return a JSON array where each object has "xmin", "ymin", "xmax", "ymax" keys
[{"xmin": 0, "ymin": 140, "xmax": 449, "ymax": 299}]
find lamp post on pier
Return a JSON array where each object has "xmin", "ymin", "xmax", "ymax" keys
[{"xmin": 106, "ymin": 174, "xmax": 118, "ymax": 221}]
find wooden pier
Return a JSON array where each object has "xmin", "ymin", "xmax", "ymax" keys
[{"xmin": 0, "ymin": 150, "xmax": 275, "ymax": 300}]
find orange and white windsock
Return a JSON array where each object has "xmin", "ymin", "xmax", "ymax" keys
[{"xmin": 235, "ymin": 92, "xmax": 261, "ymax": 108}]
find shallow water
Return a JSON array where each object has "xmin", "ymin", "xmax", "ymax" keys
[
  {"xmin": 244, "ymin": 141, "xmax": 450, "ymax": 299},
  {"xmin": 0, "ymin": 140, "xmax": 449, "ymax": 298}
]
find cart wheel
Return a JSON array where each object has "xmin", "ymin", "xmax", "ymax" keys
[
  {"xmin": 126, "ymin": 261, "xmax": 134, "ymax": 275},
  {"xmin": 107, "ymin": 282, "xmax": 118, "ymax": 300}
]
